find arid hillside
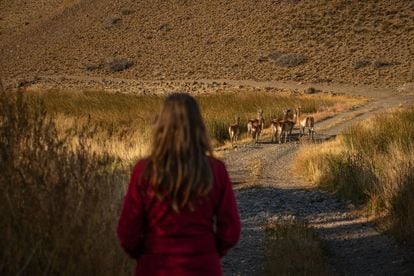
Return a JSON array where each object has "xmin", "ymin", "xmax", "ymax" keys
[{"xmin": 1, "ymin": 0, "xmax": 413, "ymax": 87}]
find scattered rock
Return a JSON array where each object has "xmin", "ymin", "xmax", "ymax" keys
[
  {"xmin": 257, "ymin": 54, "xmax": 268, "ymax": 63},
  {"xmin": 159, "ymin": 23, "xmax": 173, "ymax": 32},
  {"xmin": 291, "ymin": 72, "xmax": 305, "ymax": 80},
  {"xmin": 106, "ymin": 15, "xmax": 122, "ymax": 27},
  {"xmin": 206, "ymin": 39, "xmax": 215, "ymax": 45}
]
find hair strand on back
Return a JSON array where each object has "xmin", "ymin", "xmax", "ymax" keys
[{"xmin": 143, "ymin": 93, "xmax": 213, "ymax": 212}]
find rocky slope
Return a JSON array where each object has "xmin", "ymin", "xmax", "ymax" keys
[{"xmin": 1, "ymin": 0, "xmax": 413, "ymax": 87}]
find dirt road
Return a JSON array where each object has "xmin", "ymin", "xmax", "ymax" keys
[{"xmin": 220, "ymin": 90, "xmax": 414, "ymax": 275}]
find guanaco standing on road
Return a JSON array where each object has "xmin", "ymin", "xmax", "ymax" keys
[
  {"xmin": 280, "ymin": 111, "xmax": 297, "ymax": 143},
  {"xmin": 271, "ymin": 109, "xmax": 297, "ymax": 144},
  {"xmin": 296, "ymin": 107, "xmax": 315, "ymax": 140},
  {"xmin": 228, "ymin": 116, "xmax": 241, "ymax": 147},
  {"xmin": 247, "ymin": 109, "xmax": 265, "ymax": 144},
  {"xmin": 270, "ymin": 119, "xmax": 282, "ymax": 143}
]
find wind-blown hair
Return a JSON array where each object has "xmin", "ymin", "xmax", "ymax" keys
[{"xmin": 143, "ymin": 93, "xmax": 213, "ymax": 212}]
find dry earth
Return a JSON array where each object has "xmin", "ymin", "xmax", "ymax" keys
[
  {"xmin": 219, "ymin": 86, "xmax": 414, "ymax": 275},
  {"xmin": 1, "ymin": 0, "xmax": 413, "ymax": 87}
]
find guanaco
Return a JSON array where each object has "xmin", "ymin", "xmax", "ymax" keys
[
  {"xmin": 296, "ymin": 107, "xmax": 315, "ymax": 140},
  {"xmin": 228, "ymin": 116, "xmax": 241, "ymax": 147},
  {"xmin": 247, "ymin": 109, "xmax": 265, "ymax": 143},
  {"xmin": 270, "ymin": 119, "xmax": 282, "ymax": 143}
]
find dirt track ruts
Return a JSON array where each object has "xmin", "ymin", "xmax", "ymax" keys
[{"xmin": 221, "ymin": 92, "xmax": 414, "ymax": 275}]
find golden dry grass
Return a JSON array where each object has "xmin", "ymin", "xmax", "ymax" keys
[
  {"xmin": 25, "ymin": 89, "xmax": 361, "ymax": 160},
  {"xmin": 0, "ymin": 88, "xmax": 361, "ymax": 274},
  {"xmin": 264, "ymin": 216, "xmax": 330, "ymax": 275},
  {"xmin": 0, "ymin": 91, "xmax": 132, "ymax": 275},
  {"xmin": 293, "ymin": 107, "xmax": 414, "ymax": 246}
]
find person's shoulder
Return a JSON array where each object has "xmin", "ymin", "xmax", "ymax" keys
[
  {"xmin": 130, "ymin": 159, "xmax": 151, "ymax": 190},
  {"xmin": 132, "ymin": 158, "xmax": 149, "ymax": 174},
  {"xmin": 208, "ymin": 156, "xmax": 231, "ymax": 189},
  {"xmin": 208, "ymin": 156, "xmax": 227, "ymax": 171}
]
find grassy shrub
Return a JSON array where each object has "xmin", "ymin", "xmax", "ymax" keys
[
  {"xmin": 343, "ymin": 109, "xmax": 414, "ymax": 155},
  {"xmin": 372, "ymin": 59, "xmax": 393, "ymax": 68},
  {"xmin": 375, "ymin": 144, "xmax": 414, "ymax": 243},
  {"xmin": 121, "ymin": 9, "xmax": 134, "ymax": 15},
  {"xmin": 26, "ymin": 90, "xmax": 158, "ymax": 162},
  {"xmin": 107, "ymin": 57, "xmax": 134, "ymax": 72},
  {"xmin": 294, "ymin": 139, "xmax": 376, "ymax": 202},
  {"xmin": 353, "ymin": 59, "xmax": 371, "ymax": 69},
  {"xmin": 268, "ymin": 52, "xmax": 306, "ymax": 67},
  {"xmin": 294, "ymin": 107, "xmax": 414, "ymax": 245},
  {"xmin": 264, "ymin": 216, "xmax": 330, "ymax": 275},
  {"xmin": 205, "ymin": 119, "xmax": 229, "ymax": 144},
  {"xmin": 0, "ymin": 90, "xmax": 132, "ymax": 275}
]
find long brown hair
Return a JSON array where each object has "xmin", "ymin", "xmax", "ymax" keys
[{"xmin": 143, "ymin": 93, "xmax": 213, "ymax": 212}]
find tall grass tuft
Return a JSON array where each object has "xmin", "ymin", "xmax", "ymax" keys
[
  {"xmin": 0, "ymin": 90, "xmax": 132, "ymax": 275},
  {"xmin": 294, "ymin": 107, "xmax": 414, "ymax": 246},
  {"xmin": 264, "ymin": 216, "xmax": 330, "ymax": 275}
]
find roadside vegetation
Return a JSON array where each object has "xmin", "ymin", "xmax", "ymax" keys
[
  {"xmin": 264, "ymin": 216, "xmax": 330, "ymax": 275},
  {"xmin": 294, "ymin": 107, "xmax": 414, "ymax": 246},
  {"xmin": 0, "ymin": 90, "xmax": 131, "ymax": 275},
  {"xmin": 0, "ymin": 87, "xmax": 360, "ymax": 274},
  {"xmin": 26, "ymin": 89, "xmax": 362, "ymax": 158}
]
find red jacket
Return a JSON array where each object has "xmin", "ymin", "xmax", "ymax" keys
[{"xmin": 117, "ymin": 157, "xmax": 241, "ymax": 276}]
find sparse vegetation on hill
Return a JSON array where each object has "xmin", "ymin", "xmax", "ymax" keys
[
  {"xmin": 1, "ymin": 0, "xmax": 413, "ymax": 86},
  {"xmin": 294, "ymin": 107, "xmax": 414, "ymax": 246}
]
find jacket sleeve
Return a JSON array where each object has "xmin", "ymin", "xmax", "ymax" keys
[
  {"xmin": 215, "ymin": 161, "xmax": 241, "ymax": 257},
  {"xmin": 117, "ymin": 162, "xmax": 146, "ymax": 259}
]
